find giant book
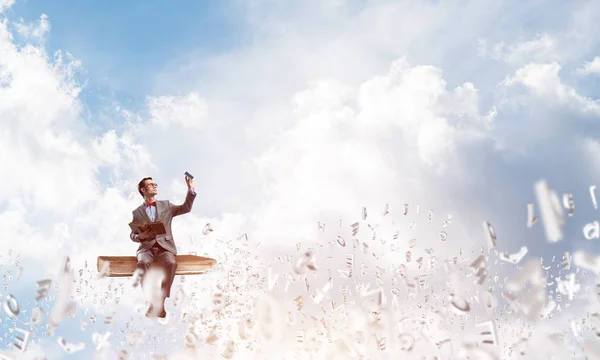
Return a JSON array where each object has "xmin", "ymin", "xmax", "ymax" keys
[{"xmin": 97, "ymin": 255, "xmax": 217, "ymax": 277}]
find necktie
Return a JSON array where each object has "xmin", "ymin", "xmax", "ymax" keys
[{"xmin": 146, "ymin": 201, "xmax": 156, "ymax": 207}]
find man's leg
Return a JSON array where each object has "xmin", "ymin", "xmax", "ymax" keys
[
  {"xmin": 154, "ymin": 250, "xmax": 177, "ymax": 305},
  {"xmin": 137, "ymin": 248, "xmax": 164, "ymax": 317},
  {"xmin": 136, "ymin": 250, "xmax": 154, "ymax": 293}
]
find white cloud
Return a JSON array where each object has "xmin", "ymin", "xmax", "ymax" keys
[
  {"xmin": 15, "ymin": 14, "xmax": 51, "ymax": 42},
  {"xmin": 504, "ymin": 62, "xmax": 600, "ymax": 113},
  {"xmin": 142, "ymin": 2, "xmax": 600, "ymax": 356},
  {"xmin": 91, "ymin": 128, "xmax": 157, "ymax": 179},
  {"xmin": 147, "ymin": 92, "xmax": 208, "ymax": 129},
  {"xmin": 0, "ymin": 0, "xmax": 14, "ymax": 13},
  {"xmin": 0, "ymin": 17, "xmax": 100, "ymax": 216},
  {"xmin": 249, "ymin": 58, "xmax": 492, "ymax": 244},
  {"xmin": 582, "ymin": 138, "xmax": 600, "ymax": 175},
  {"xmin": 578, "ymin": 56, "xmax": 600, "ymax": 75},
  {"xmin": 478, "ymin": 33, "xmax": 560, "ymax": 65},
  {"xmin": 2, "ymin": 0, "xmax": 600, "ymax": 358},
  {"xmin": 91, "ymin": 129, "xmax": 121, "ymax": 165}
]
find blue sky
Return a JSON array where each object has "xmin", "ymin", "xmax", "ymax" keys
[
  {"xmin": 5, "ymin": 0, "xmax": 245, "ymax": 121},
  {"xmin": 2, "ymin": 0, "xmax": 600, "ymax": 358}
]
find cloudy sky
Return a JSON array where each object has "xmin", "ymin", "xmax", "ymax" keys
[{"xmin": 2, "ymin": 0, "xmax": 600, "ymax": 358}]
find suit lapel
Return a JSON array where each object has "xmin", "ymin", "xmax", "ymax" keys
[
  {"xmin": 156, "ymin": 200, "xmax": 166, "ymax": 221},
  {"xmin": 136, "ymin": 205, "xmax": 152, "ymax": 223}
]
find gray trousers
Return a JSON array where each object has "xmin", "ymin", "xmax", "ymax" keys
[{"xmin": 136, "ymin": 242, "xmax": 177, "ymax": 298}]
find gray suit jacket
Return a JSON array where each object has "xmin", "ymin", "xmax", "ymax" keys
[{"xmin": 129, "ymin": 190, "xmax": 196, "ymax": 255}]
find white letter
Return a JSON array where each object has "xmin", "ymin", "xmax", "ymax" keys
[
  {"xmin": 534, "ymin": 180, "xmax": 565, "ymax": 243},
  {"xmin": 584, "ymin": 221, "xmax": 600, "ymax": 240}
]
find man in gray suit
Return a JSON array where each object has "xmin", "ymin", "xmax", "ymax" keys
[{"xmin": 130, "ymin": 175, "xmax": 196, "ymax": 318}]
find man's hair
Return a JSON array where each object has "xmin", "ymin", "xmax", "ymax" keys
[{"xmin": 138, "ymin": 177, "xmax": 153, "ymax": 197}]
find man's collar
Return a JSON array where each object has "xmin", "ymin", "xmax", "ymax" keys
[{"xmin": 143, "ymin": 199, "xmax": 157, "ymax": 207}]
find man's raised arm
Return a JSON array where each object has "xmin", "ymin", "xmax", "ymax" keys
[
  {"xmin": 169, "ymin": 189, "xmax": 196, "ymax": 217},
  {"xmin": 169, "ymin": 175, "xmax": 196, "ymax": 217}
]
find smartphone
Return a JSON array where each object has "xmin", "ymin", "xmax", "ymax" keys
[{"xmin": 184, "ymin": 171, "xmax": 194, "ymax": 179}]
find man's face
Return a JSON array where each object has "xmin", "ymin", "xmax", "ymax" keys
[{"xmin": 142, "ymin": 179, "xmax": 158, "ymax": 197}]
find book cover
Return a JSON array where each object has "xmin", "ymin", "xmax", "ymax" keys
[{"xmin": 129, "ymin": 221, "xmax": 167, "ymax": 235}]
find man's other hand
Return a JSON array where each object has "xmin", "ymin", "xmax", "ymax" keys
[{"xmin": 138, "ymin": 228, "xmax": 157, "ymax": 241}]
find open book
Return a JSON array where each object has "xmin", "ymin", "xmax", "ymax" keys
[{"xmin": 129, "ymin": 221, "xmax": 167, "ymax": 235}]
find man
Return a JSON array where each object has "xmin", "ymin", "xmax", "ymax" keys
[{"xmin": 130, "ymin": 175, "xmax": 196, "ymax": 318}]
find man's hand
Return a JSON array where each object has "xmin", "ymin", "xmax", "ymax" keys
[
  {"xmin": 138, "ymin": 228, "xmax": 157, "ymax": 241},
  {"xmin": 185, "ymin": 175, "xmax": 194, "ymax": 191}
]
